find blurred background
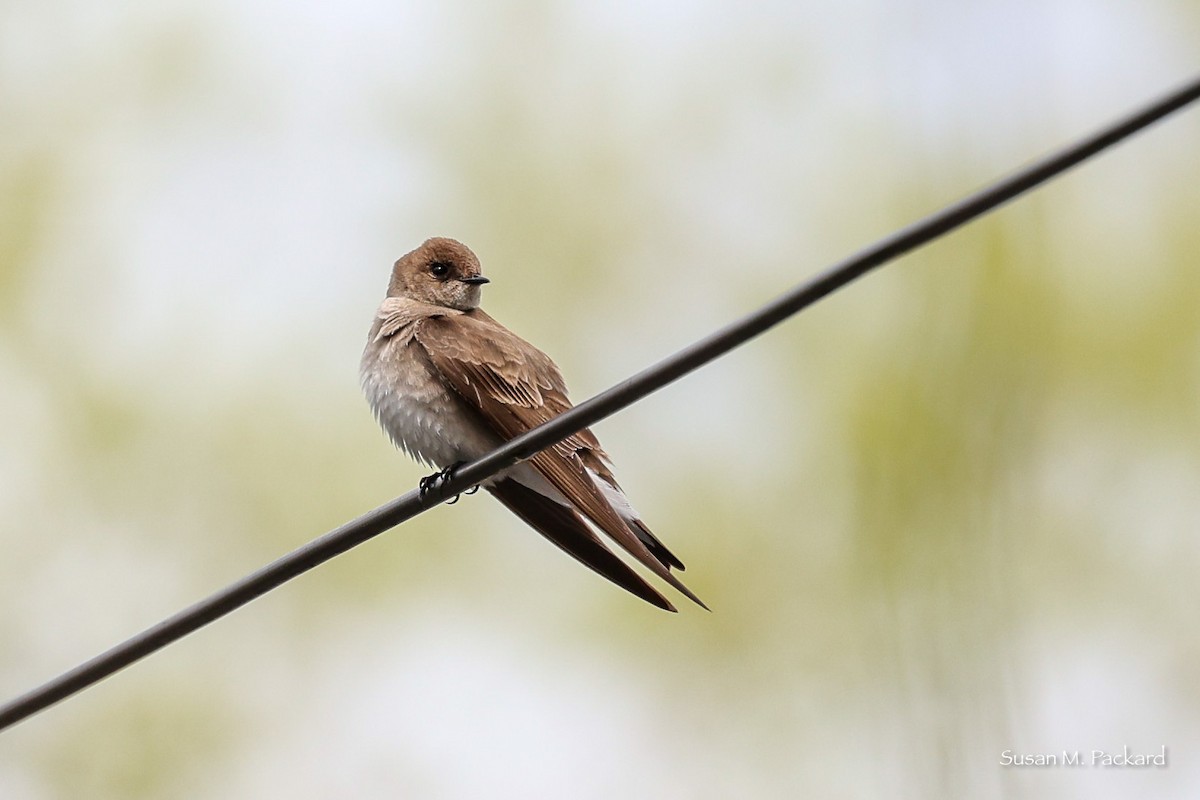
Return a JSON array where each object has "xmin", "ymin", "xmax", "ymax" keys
[{"xmin": 2, "ymin": 1, "xmax": 1198, "ymax": 797}]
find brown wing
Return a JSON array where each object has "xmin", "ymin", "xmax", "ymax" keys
[{"xmin": 414, "ymin": 310, "xmax": 705, "ymax": 609}]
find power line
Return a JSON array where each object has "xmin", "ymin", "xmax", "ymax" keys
[{"xmin": 3, "ymin": 74, "xmax": 1199, "ymax": 732}]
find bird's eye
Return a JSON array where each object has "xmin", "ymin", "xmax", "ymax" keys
[{"xmin": 429, "ymin": 261, "xmax": 450, "ymax": 279}]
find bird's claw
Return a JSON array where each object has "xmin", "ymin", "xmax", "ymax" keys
[
  {"xmin": 447, "ymin": 484, "xmax": 480, "ymax": 504},
  {"xmin": 419, "ymin": 462, "xmax": 477, "ymax": 504},
  {"xmin": 418, "ymin": 462, "xmax": 459, "ymax": 499}
]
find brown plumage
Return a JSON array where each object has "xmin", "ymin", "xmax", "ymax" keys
[{"xmin": 360, "ymin": 237, "xmax": 704, "ymax": 611}]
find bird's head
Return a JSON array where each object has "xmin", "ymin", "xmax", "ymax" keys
[{"xmin": 387, "ymin": 237, "xmax": 489, "ymax": 311}]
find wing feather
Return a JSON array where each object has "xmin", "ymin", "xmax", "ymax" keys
[{"xmin": 414, "ymin": 310, "xmax": 704, "ymax": 609}]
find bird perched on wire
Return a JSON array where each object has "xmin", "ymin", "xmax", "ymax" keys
[{"xmin": 360, "ymin": 237, "xmax": 704, "ymax": 611}]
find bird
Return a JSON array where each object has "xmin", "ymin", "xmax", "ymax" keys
[{"xmin": 360, "ymin": 237, "xmax": 704, "ymax": 612}]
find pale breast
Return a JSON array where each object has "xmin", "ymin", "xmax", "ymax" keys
[{"xmin": 361, "ymin": 330, "xmax": 501, "ymax": 469}]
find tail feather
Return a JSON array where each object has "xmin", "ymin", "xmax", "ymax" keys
[
  {"xmin": 487, "ymin": 478, "xmax": 677, "ymax": 612},
  {"xmin": 629, "ymin": 519, "xmax": 685, "ymax": 572}
]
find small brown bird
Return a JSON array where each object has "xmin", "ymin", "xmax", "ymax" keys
[{"xmin": 360, "ymin": 237, "xmax": 704, "ymax": 611}]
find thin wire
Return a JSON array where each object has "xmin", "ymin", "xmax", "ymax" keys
[{"xmin": 3, "ymin": 74, "xmax": 1199, "ymax": 732}]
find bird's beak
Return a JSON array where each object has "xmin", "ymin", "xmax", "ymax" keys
[{"xmin": 460, "ymin": 276, "xmax": 490, "ymax": 285}]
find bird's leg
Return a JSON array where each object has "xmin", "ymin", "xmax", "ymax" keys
[{"xmin": 419, "ymin": 461, "xmax": 477, "ymax": 504}]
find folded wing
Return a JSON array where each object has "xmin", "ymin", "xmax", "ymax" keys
[{"xmin": 415, "ymin": 310, "xmax": 705, "ymax": 609}]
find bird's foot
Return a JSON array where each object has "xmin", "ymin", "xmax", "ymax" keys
[
  {"xmin": 418, "ymin": 462, "xmax": 460, "ymax": 499},
  {"xmin": 419, "ymin": 462, "xmax": 479, "ymax": 504},
  {"xmin": 448, "ymin": 484, "xmax": 480, "ymax": 504}
]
